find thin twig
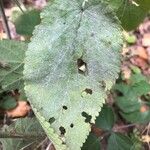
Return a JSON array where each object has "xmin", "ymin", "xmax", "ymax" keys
[
  {"xmin": 0, "ymin": 0, "xmax": 11, "ymax": 39},
  {"xmin": 0, "ymin": 132, "xmax": 45, "ymax": 139},
  {"xmin": 33, "ymin": 137, "xmax": 48, "ymax": 150},
  {"xmin": 114, "ymin": 124, "xmax": 136, "ymax": 130},
  {"xmin": 13, "ymin": 0, "xmax": 24, "ymax": 13}
]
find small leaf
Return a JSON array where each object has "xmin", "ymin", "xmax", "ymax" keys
[
  {"xmin": 108, "ymin": 132, "xmax": 133, "ymax": 150},
  {"xmin": 14, "ymin": 10, "xmax": 41, "ymax": 36},
  {"xmin": 82, "ymin": 133, "xmax": 101, "ymax": 150},
  {"xmin": 123, "ymin": 32, "xmax": 136, "ymax": 44},
  {"xmin": 0, "ymin": 95, "xmax": 17, "ymax": 110},
  {"xmin": 95, "ymin": 105, "xmax": 115, "ymax": 130}
]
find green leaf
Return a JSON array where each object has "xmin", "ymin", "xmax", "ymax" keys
[
  {"xmin": 24, "ymin": 0, "xmax": 123, "ymax": 149},
  {"xmin": 115, "ymin": 77, "xmax": 150, "ymax": 123},
  {"xmin": 95, "ymin": 105, "xmax": 115, "ymax": 130},
  {"xmin": 0, "ymin": 117, "xmax": 45, "ymax": 150},
  {"xmin": 0, "ymin": 95, "xmax": 17, "ymax": 110},
  {"xmin": 120, "ymin": 110, "xmax": 150, "ymax": 124},
  {"xmin": 0, "ymin": 40, "xmax": 27, "ymax": 93},
  {"xmin": 82, "ymin": 133, "xmax": 101, "ymax": 150},
  {"xmin": 107, "ymin": 0, "xmax": 150, "ymax": 31},
  {"xmin": 130, "ymin": 72, "xmax": 147, "ymax": 84},
  {"xmin": 14, "ymin": 10, "xmax": 41, "ymax": 36},
  {"xmin": 108, "ymin": 133, "xmax": 134, "ymax": 150},
  {"xmin": 124, "ymin": 32, "xmax": 136, "ymax": 44}
]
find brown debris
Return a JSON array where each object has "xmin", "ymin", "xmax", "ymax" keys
[
  {"xmin": 6, "ymin": 101, "xmax": 31, "ymax": 118},
  {"xmin": 142, "ymin": 33, "xmax": 150, "ymax": 47}
]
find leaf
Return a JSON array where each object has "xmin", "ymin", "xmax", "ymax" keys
[
  {"xmin": 95, "ymin": 105, "xmax": 115, "ymax": 130},
  {"xmin": 115, "ymin": 77, "xmax": 150, "ymax": 123},
  {"xmin": 107, "ymin": 0, "xmax": 150, "ymax": 31},
  {"xmin": 0, "ymin": 40, "xmax": 27, "ymax": 93},
  {"xmin": 108, "ymin": 132, "xmax": 134, "ymax": 150},
  {"xmin": 24, "ymin": 0, "xmax": 123, "ymax": 149},
  {"xmin": 14, "ymin": 10, "xmax": 41, "ymax": 36},
  {"xmin": 0, "ymin": 117, "xmax": 45, "ymax": 150},
  {"xmin": 120, "ymin": 110, "xmax": 150, "ymax": 124},
  {"xmin": 0, "ymin": 95, "xmax": 17, "ymax": 110},
  {"xmin": 82, "ymin": 133, "xmax": 101, "ymax": 150}
]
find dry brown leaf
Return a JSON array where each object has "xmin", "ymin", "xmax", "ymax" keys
[
  {"xmin": 139, "ymin": 20, "xmax": 150, "ymax": 35},
  {"xmin": 140, "ymin": 105, "xmax": 149, "ymax": 113},
  {"xmin": 130, "ymin": 56, "xmax": 148, "ymax": 70},
  {"xmin": 121, "ymin": 65, "xmax": 131, "ymax": 80},
  {"xmin": 142, "ymin": 33, "xmax": 150, "ymax": 47},
  {"xmin": 141, "ymin": 135, "xmax": 150, "ymax": 143},
  {"xmin": 131, "ymin": 46, "xmax": 148, "ymax": 60},
  {"xmin": 6, "ymin": 101, "xmax": 30, "ymax": 118}
]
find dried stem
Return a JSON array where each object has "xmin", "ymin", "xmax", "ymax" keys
[
  {"xmin": 0, "ymin": 0, "xmax": 11, "ymax": 39},
  {"xmin": 0, "ymin": 132, "xmax": 45, "ymax": 139}
]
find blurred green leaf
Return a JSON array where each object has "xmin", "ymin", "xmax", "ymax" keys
[
  {"xmin": 129, "ymin": 73, "xmax": 147, "ymax": 84},
  {"xmin": 0, "ymin": 40, "xmax": 27, "ymax": 93},
  {"xmin": 117, "ymin": 97, "xmax": 140, "ymax": 113},
  {"xmin": 117, "ymin": 0, "xmax": 150, "ymax": 30},
  {"xmin": 121, "ymin": 110, "xmax": 150, "ymax": 124},
  {"xmin": 124, "ymin": 32, "xmax": 136, "ymax": 44},
  {"xmin": 0, "ymin": 95, "xmax": 17, "ymax": 110},
  {"xmin": 115, "ymin": 74, "xmax": 150, "ymax": 123},
  {"xmin": 95, "ymin": 105, "xmax": 115, "ymax": 130},
  {"xmin": 130, "ymin": 66, "xmax": 141, "ymax": 74},
  {"xmin": 14, "ymin": 10, "xmax": 41, "ymax": 36},
  {"xmin": 108, "ymin": 133, "xmax": 133, "ymax": 150},
  {"xmin": 0, "ymin": 117, "xmax": 45, "ymax": 150},
  {"xmin": 82, "ymin": 133, "xmax": 101, "ymax": 150},
  {"xmin": 107, "ymin": 0, "xmax": 150, "ymax": 30}
]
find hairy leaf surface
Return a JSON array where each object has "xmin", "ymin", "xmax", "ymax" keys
[{"xmin": 24, "ymin": 0, "xmax": 123, "ymax": 149}]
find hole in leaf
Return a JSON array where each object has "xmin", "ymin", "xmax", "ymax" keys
[
  {"xmin": 59, "ymin": 126, "xmax": 66, "ymax": 135},
  {"xmin": 49, "ymin": 117, "xmax": 55, "ymax": 124},
  {"xmin": 84, "ymin": 88, "xmax": 92, "ymax": 95},
  {"xmin": 77, "ymin": 59, "xmax": 87, "ymax": 74},
  {"xmin": 82, "ymin": 112, "xmax": 92, "ymax": 123},
  {"xmin": 70, "ymin": 123, "xmax": 74, "ymax": 128},
  {"xmin": 63, "ymin": 105, "xmax": 68, "ymax": 110}
]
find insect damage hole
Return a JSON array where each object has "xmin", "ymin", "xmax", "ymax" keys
[
  {"xmin": 77, "ymin": 59, "xmax": 87, "ymax": 74},
  {"xmin": 81, "ymin": 88, "xmax": 93, "ymax": 97},
  {"xmin": 62, "ymin": 105, "xmax": 68, "ymax": 110},
  {"xmin": 49, "ymin": 117, "xmax": 55, "ymax": 124},
  {"xmin": 82, "ymin": 112, "xmax": 92, "ymax": 123},
  {"xmin": 70, "ymin": 123, "xmax": 74, "ymax": 128},
  {"xmin": 84, "ymin": 88, "xmax": 92, "ymax": 95},
  {"xmin": 59, "ymin": 126, "xmax": 66, "ymax": 135}
]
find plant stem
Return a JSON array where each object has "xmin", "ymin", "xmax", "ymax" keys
[
  {"xmin": 13, "ymin": 0, "xmax": 24, "ymax": 13},
  {"xmin": 0, "ymin": 132, "xmax": 45, "ymax": 139},
  {"xmin": 0, "ymin": 0, "xmax": 11, "ymax": 39}
]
